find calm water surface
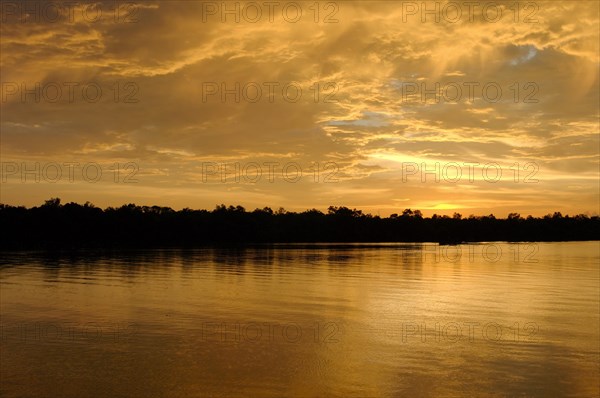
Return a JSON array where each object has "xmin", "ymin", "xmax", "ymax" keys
[{"xmin": 1, "ymin": 242, "xmax": 599, "ymax": 397}]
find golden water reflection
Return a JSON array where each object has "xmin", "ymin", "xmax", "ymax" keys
[{"xmin": 1, "ymin": 242, "xmax": 598, "ymax": 397}]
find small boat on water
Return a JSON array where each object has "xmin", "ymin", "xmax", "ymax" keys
[{"xmin": 438, "ymin": 239, "xmax": 463, "ymax": 246}]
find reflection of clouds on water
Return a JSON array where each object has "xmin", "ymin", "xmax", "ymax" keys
[{"xmin": 0, "ymin": 243, "xmax": 598, "ymax": 397}]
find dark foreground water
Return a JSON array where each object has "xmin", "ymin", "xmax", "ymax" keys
[{"xmin": 1, "ymin": 242, "xmax": 599, "ymax": 398}]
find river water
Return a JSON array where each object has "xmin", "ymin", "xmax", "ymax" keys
[{"xmin": 1, "ymin": 242, "xmax": 598, "ymax": 397}]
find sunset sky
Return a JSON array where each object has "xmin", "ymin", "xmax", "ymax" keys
[{"xmin": 1, "ymin": 1, "xmax": 598, "ymax": 216}]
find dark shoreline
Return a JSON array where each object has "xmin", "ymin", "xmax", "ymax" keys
[
  {"xmin": 1, "ymin": 241, "xmax": 598, "ymax": 255},
  {"xmin": 2, "ymin": 200, "xmax": 598, "ymax": 250}
]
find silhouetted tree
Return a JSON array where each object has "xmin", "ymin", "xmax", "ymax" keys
[{"xmin": 0, "ymin": 198, "xmax": 598, "ymax": 249}]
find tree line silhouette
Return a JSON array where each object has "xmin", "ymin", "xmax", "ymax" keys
[{"xmin": 0, "ymin": 198, "xmax": 598, "ymax": 248}]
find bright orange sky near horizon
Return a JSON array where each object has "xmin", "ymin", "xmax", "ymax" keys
[{"xmin": 1, "ymin": 1, "xmax": 598, "ymax": 217}]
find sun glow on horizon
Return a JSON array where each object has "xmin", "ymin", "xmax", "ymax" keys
[{"xmin": 0, "ymin": 1, "xmax": 598, "ymax": 217}]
